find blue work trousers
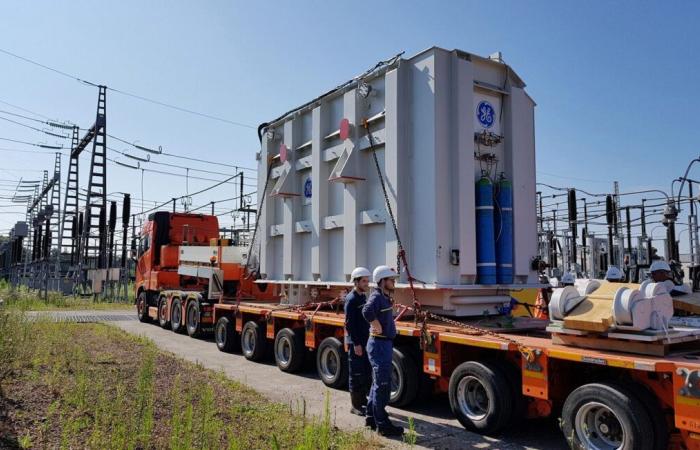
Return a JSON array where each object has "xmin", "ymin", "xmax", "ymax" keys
[
  {"xmin": 366, "ymin": 337, "xmax": 393, "ymax": 427},
  {"xmin": 348, "ymin": 345, "xmax": 371, "ymax": 393}
]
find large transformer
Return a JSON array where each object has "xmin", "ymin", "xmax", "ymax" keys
[{"xmin": 256, "ymin": 47, "xmax": 538, "ymax": 315}]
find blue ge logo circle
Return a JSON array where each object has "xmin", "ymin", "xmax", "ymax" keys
[
  {"xmin": 476, "ymin": 101, "xmax": 495, "ymax": 128},
  {"xmin": 303, "ymin": 177, "xmax": 312, "ymax": 199}
]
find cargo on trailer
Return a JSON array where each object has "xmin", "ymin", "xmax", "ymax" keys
[{"xmin": 256, "ymin": 47, "xmax": 538, "ymax": 316}]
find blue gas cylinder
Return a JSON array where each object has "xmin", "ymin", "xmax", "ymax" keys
[
  {"xmin": 495, "ymin": 175, "xmax": 514, "ymax": 284},
  {"xmin": 476, "ymin": 176, "xmax": 497, "ymax": 284}
]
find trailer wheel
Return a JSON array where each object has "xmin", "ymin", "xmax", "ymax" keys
[
  {"xmin": 560, "ymin": 381, "xmax": 654, "ymax": 450},
  {"xmin": 389, "ymin": 346, "xmax": 419, "ymax": 407},
  {"xmin": 171, "ymin": 298, "xmax": 185, "ymax": 334},
  {"xmin": 274, "ymin": 328, "xmax": 305, "ymax": 373},
  {"xmin": 136, "ymin": 292, "xmax": 149, "ymax": 323},
  {"xmin": 158, "ymin": 296, "xmax": 170, "ymax": 329},
  {"xmin": 241, "ymin": 321, "xmax": 267, "ymax": 361},
  {"xmin": 186, "ymin": 301, "xmax": 203, "ymax": 338},
  {"xmin": 316, "ymin": 337, "xmax": 348, "ymax": 389},
  {"xmin": 215, "ymin": 316, "xmax": 240, "ymax": 353},
  {"xmin": 448, "ymin": 361, "xmax": 513, "ymax": 434}
]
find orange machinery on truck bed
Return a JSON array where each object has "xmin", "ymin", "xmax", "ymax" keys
[{"xmin": 136, "ymin": 212, "xmax": 700, "ymax": 450}]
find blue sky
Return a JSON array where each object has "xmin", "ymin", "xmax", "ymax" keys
[{"xmin": 1, "ymin": 0, "xmax": 699, "ymax": 253}]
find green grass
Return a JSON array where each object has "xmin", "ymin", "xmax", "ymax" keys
[
  {"xmin": 0, "ymin": 280, "xmax": 134, "ymax": 311},
  {"xmin": 0, "ymin": 309, "xmax": 378, "ymax": 450}
]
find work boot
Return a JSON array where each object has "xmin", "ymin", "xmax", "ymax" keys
[
  {"xmin": 350, "ymin": 390, "xmax": 367, "ymax": 416},
  {"xmin": 377, "ymin": 422, "xmax": 404, "ymax": 437},
  {"xmin": 365, "ymin": 416, "xmax": 376, "ymax": 430}
]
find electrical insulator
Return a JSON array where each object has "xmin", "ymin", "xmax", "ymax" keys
[
  {"xmin": 109, "ymin": 201, "xmax": 117, "ymax": 231},
  {"xmin": 122, "ymin": 194, "xmax": 131, "ymax": 227},
  {"xmin": 567, "ymin": 189, "xmax": 577, "ymax": 222},
  {"xmin": 605, "ymin": 195, "xmax": 615, "ymax": 226}
]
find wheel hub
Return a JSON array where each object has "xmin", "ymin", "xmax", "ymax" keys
[
  {"xmin": 575, "ymin": 401, "xmax": 626, "ymax": 449},
  {"xmin": 276, "ymin": 337, "xmax": 291, "ymax": 364},
  {"xmin": 242, "ymin": 329, "xmax": 255, "ymax": 354},
  {"xmin": 320, "ymin": 347, "xmax": 338, "ymax": 380},
  {"xmin": 456, "ymin": 375, "xmax": 489, "ymax": 421}
]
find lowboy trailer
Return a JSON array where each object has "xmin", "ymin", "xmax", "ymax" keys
[{"xmin": 135, "ymin": 211, "xmax": 700, "ymax": 450}]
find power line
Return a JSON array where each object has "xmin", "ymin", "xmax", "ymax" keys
[
  {"xmin": 0, "ymin": 47, "xmax": 256, "ymax": 129},
  {"xmin": 0, "ymin": 136, "xmax": 65, "ymax": 149},
  {"xmin": 0, "ymin": 115, "xmax": 68, "ymax": 138},
  {"xmin": 0, "ymin": 99, "xmax": 50, "ymax": 119}
]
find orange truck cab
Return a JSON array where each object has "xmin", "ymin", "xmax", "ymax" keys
[
  {"xmin": 134, "ymin": 211, "xmax": 275, "ymax": 337},
  {"xmin": 135, "ymin": 211, "xmax": 219, "ymax": 295}
]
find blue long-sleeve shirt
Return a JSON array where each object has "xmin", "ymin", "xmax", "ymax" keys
[
  {"xmin": 361, "ymin": 288, "xmax": 397, "ymax": 340},
  {"xmin": 344, "ymin": 290, "xmax": 369, "ymax": 346}
]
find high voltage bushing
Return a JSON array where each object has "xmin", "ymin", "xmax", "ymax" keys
[
  {"xmin": 121, "ymin": 194, "xmax": 130, "ymax": 268},
  {"xmin": 108, "ymin": 201, "xmax": 117, "ymax": 267},
  {"xmin": 605, "ymin": 194, "xmax": 616, "ymax": 267},
  {"xmin": 98, "ymin": 207, "xmax": 107, "ymax": 269}
]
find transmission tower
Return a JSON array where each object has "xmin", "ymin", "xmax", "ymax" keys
[
  {"xmin": 49, "ymin": 152, "xmax": 61, "ymax": 288},
  {"xmin": 60, "ymin": 126, "xmax": 80, "ymax": 266}
]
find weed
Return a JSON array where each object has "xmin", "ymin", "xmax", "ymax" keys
[{"xmin": 404, "ymin": 416, "xmax": 417, "ymax": 446}]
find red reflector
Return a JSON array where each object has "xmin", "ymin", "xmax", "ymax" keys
[
  {"xmin": 279, "ymin": 144, "xmax": 288, "ymax": 163},
  {"xmin": 339, "ymin": 118, "xmax": 351, "ymax": 140}
]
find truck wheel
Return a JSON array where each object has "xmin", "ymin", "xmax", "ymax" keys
[
  {"xmin": 215, "ymin": 316, "xmax": 240, "ymax": 353},
  {"xmin": 186, "ymin": 301, "xmax": 203, "ymax": 338},
  {"xmin": 560, "ymin": 381, "xmax": 654, "ymax": 450},
  {"xmin": 448, "ymin": 361, "xmax": 513, "ymax": 434},
  {"xmin": 171, "ymin": 298, "xmax": 184, "ymax": 334},
  {"xmin": 158, "ymin": 296, "xmax": 170, "ymax": 329},
  {"xmin": 241, "ymin": 321, "xmax": 267, "ymax": 361},
  {"xmin": 316, "ymin": 337, "xmax": 348, "ymax": 389},
  {"xmin": 389, "ymin": 346, "xmax": 419, "ymax": 407},
  {"xmin": 274, "ymin": 328, "xmax": 305, "ymax": 373},
  {"xmin": 136, "ymin": 292, "xmax": 149, "ymax": 323}
]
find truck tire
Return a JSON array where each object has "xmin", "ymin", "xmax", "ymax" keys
[
  {"xmin": 274, "ymin": 328, "xmax": 305, "ymax": 373},
  {"xmin": 241, "ymin": 321, "xmax": 267, "ymax": 361},
  {"xmin": 389, "ymin": 345, "xmax": 419, "ymax": 407},
  {"xmin": 627, "ymin": 382, "xmax": 669, "ymax": 450},
  {"xmin": 316, "ymin": 337, "xmax": 348, "ymax": 389},
  {"xmin": 498, "ymin": 360, "xmax": 527, "ymax": 427},
  {"xmin": 186, "ymin": 300, "xmax": 203, "ymax": 338},
  {"xmin": 158, "ymin": 296, "xmax": 170, "ymax": 329},
  {"xmin": 136, "ymin": 292, "xmax": 149, "ymax": 323},
  {"xmin": 448, "ymin": 361, "xmax": 513, "ymax": 434},
  {"xmin": 171, "ymin": 298, "xmax": 185, "ymax": 334},
  {"xmin": 560, "ymin": 381, "xmax": 654, "ymax": 450},
  {"xmin": 215, "ymin": 316, "xmax": 240, "ymax": 353}
]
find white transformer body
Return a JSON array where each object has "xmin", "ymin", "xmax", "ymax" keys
[{"xmin": 256, "ymin": 47, "xmax": 538, "ymax": 315}]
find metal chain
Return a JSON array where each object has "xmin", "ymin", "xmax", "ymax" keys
[
  {"xmin": 363, "ymin": 119, "xmax": 420, "ymax": 311},
  {"xmin": 365, "ymin": 119, "xmax": 404, "ymax": 268},
  {"xmin": 244, "ymin": 161, "xmax": 273, "ymax": 275},
  {"xmin": 426, "ymin": 311, "xmax": 535, "ymax": 362}
]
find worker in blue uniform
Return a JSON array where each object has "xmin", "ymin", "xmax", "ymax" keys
[
  {"xmin": 362, "ymin": 265, "xmax": 404, "ymax": 437},
  {"xmin": 344, "ymin": 266, "xmax": 372, "ymax": 416}
]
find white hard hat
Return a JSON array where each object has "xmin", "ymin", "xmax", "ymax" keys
[
  {"xmin": 373, "ymin": 265, "xmax": 399, "ymax": 283},
  {"xmin": 650, "ymin": 260, "xmax": 671, "ymax": 273},
  {"xmin": 350, "ymin": 267, "xmax": 371, "ymax": 281},
  {"xmin": 560, "ymin": 272, "xmax": 576, "ymax": 285},
  {"xmin": 605, "ymin": 266, "xmax": 624, "ymax": 281}
]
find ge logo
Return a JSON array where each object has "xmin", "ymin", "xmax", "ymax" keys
[
  {"xmin": 476, "ymin": 101, "xmax": 495, "ymax": 129},
  {"xmin": 303, "ymin": 178, "xmax": 312, "ymax": 199}
]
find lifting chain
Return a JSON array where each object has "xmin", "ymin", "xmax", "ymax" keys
[
  {"xmin": 363, "ymin": 117, "xmax": 535, "ymax": 364},
  {"xmin": 363, "ymin": 118, "xmax": 420, "ymax": 314},
  {"xmin": 424, "ymin": 311, "xmax": 535, "ymax": 363}
]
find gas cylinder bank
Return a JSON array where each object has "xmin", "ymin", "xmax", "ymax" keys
[{"xmin": 257, "ymin": 47, "xmax": 538, "ymax": 316}]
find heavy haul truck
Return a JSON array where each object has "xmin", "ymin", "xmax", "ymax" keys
[{"xmin": 135, "ymin": 47, "xmax": 700, "ymax": 449}]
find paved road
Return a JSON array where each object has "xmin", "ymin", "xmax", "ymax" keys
[{"xmin": 38, "ymin": 309, "xmax": 567, "ymax": 450}]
